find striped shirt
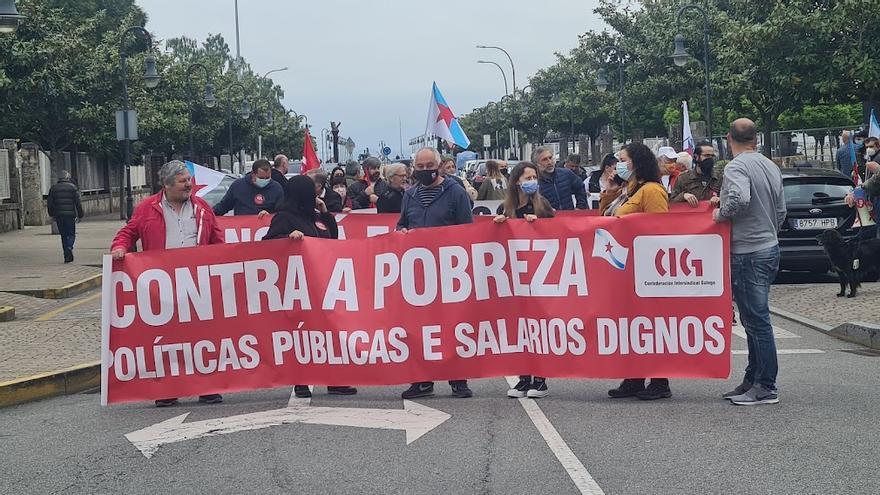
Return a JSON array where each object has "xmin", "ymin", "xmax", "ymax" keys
[{"xmin": 415, "ymin": 184, "xmax": 442, "ymax": 208}]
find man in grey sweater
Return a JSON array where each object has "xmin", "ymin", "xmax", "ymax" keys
[{"xmin": 713, "ymin": 118, "xmax": 786, "ymax": 406}]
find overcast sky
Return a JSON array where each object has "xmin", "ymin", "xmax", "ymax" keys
[{"xmin": 136, "ymin": 0, "xmax": 606, "ymax": 158}]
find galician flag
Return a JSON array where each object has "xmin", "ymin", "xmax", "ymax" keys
[
  {"xmin": 682, "ymin": 101, "xmax": 695, "ymax": 157},
  {"xmin": 591, "ymin": 228, "xmax": 629, "ymax": 270},
  {"xmin": 302, "ymin": 127, "xmax": 320, "ymax": 173},
  {"xmin": 184, "ymin": 160, "xmax": 226, "ymax": 197},
  {"xmin": 426, "ymin": 82, "xmax": 470, "ymax": 149},
  {"xmin": 870, "ymin": 109, "xmax": 880, "ymax": 139}
]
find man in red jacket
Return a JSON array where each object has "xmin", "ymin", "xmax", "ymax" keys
[{"xmin": 110, "ymin": 160, "xmax": 224, "ymax": 407}]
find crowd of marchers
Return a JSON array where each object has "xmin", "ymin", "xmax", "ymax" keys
[{"xmin": 83, "ymin": 117, "xmax": 786, "ymax": 408}]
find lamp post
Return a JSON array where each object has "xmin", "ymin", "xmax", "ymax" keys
[
  {"xmin": 320, "ymin": 128, "xmax": 329, "ymax": 163},
  {"xmin": 119, "ymin": 26, "xmax": 160, "ymax": 220},
  {"xmin": 260, "ymin": 67, "xmax": 288, "ymax": 158},
  {"xmin": 0, "ymin": 0, "xmax": 24, "ymax": 34},
  {"xmin": 282, "ymin": 109, "xmax": 299, "ymax": 153},
  {"xmin": 673, "ymin": 4, "xmax": 713, "ymax": 141},
  {"xmin": 477, "ymin": 60, "xmax": 508, "ymax": 96},
  {"xmin": 186, "ymin": 63, "xmax": 216, "ymax": 161},
  {"xmin": 477, "ymin": 45, "xmax": 516, "ymax": 91},
  {"xmin": 596, "ymin": 45, "xmax": 627, "ymax": 144},
  {"xmin": 224, "ymin": 82, "xmax": 249, "ymax": 173}
]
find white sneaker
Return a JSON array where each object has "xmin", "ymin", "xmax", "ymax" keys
[
  {"xmin": 526, "ymin": 380, "xmax": 549, "ymax": 399},
  {"xmin": 507, "ymin": 377, "xmax": 530, "ymax": 398}
]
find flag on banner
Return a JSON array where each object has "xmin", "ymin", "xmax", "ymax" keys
[
  {"xmin": 591, "ymin": 228, "xmax": 629, "ymax": 270},
  {"xmin": 682, "ymin": 101, "xmax": 695, "ymax": 156},
  {"xmin": 426, "ymin": 82, "xmax": 470, "ymax": 149},
  {"xmin": 184, "ymin": 160, "xmax": 227, "ymax": 197},
  {"xmin": 302, "ymin": 128, "xmax": 320, "ymax": 173},
  {"xmin": 870, "ymin": 109, "xmax": 880, "ymax": 139}
]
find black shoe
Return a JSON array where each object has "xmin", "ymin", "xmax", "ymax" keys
[
  {"xmin": 327, "ymin": 386, "xmax": 357, "ymax": 395},
  {"xmin": 507, "ymin": 376, "xmax": 531, "ymax": 398},
  {"xmin": 155, "ymin": 398, "xmax": 178, "ymax": 407},
  {"xmin": 608, "ymin": 378, "xmax": 646, "ymax": 398},
  {"xmin": 294, "ymin": 385, "xmax": 312, "ymax": 398},
  {"xmin": 527, "ymin": 379, "xmax": 549, "ymax": 399},
  {"xmin": 63, "ymin": 249, "xmax": 73, "ymax": 263},
  {"xmin": 402, "ymin": 382, "xmax": 434, "ymax": 399},
  {"xmin": 450, "ymin": 381, "xmax": 473, "ymax": 398},
  {"xmin": 198, "ymin": 394, "xmax": 223, "ymax": 404},
  {"xmin": 637, "ymin": 379, "xmax": 672, "ymax": 401}
]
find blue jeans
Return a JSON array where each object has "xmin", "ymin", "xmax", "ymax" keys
[
  {"xmin": 55, "ymin": 216, "xmax": 76, "ymax": 253},
  {"xmin": 731, "ymin": 245, "xmax": 779, "ymax": 390}
]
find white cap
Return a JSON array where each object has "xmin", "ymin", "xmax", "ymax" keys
[{"xmin": 657, "ymin": 146, "xmax": 678, "ymax": 160}]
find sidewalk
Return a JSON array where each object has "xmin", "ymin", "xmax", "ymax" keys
[
  {"xmin": 0, "ymin": 216, "xmax": 120, "ymax": 403},
  {"xmin": 770, "ymin": 282, "xmax": 880, "ymax": 349}
]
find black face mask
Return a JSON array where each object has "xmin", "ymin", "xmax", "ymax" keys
[
  {"xmin": 501, "ymin": 169, "xmax": 509, "ymax": 177},
  {"xmin": 369, "ymin": 171, "xmax": 381, "ymax": 181},
  {"xmin": 414, "ymin": 169, "xmax": 439, "ymax": 186},
  {"xmin": 698, "ymin": 158, "xmax": 715, "ymax": 175}
]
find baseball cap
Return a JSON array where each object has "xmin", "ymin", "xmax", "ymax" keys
[{"xmin": 657, "ymin": 146, "xmax": 678, "ymax": 160}]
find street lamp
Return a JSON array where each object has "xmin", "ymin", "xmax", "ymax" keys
[
  {"xmin": 119, "ymin": 26, "xmax": 160, "ymax": 220},
  {"xmin": 260, "ymin": 67, "xmax": 288, "ymax": 157},
  {"xmin": 597, "ymin": 45, "xmax": 627, "ymax": 144},
  {"xmin": 477, "ymin": 60, "xmax": 508, "ymax": 96},
  {"xmin": 224, "ymin": 82, "xmax": 249, "ymax": 173},
  {"xmin": 477, "ymin": 45, "xmax": 516, "ymax": 91},
  {"xmin": 0, "ymin": 0, "xmax": 24, "ymax": 34},
  {"xmin": 673, "ymin": 4, "xmax": 713, "ymax": 141},
  {"xmin": 186, "ymin": 63, "xmax": 215, "ymax": 161}
]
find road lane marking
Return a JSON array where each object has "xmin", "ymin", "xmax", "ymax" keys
[
  {"xmin": 125, "ymin": 391, "xmax": 451, "ymax": 459},
  {"xmin": 35, "ymin": 292, "xmax": 101, "ymax": 321},
  {"xmin": 731, "ymin": 349, "xmax": 824, "ymax": 355},
  {"xmin": 732, "ymin": 325, "xmax": 800, "ymax": 340},
  {"xmin": 505, "ymin": 376, "xmax": 604, "ymax": 495}
]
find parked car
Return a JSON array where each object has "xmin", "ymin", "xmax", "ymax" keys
[
  {"xmin": 467, "ymin": 159, "xmax": 519, "ymax": 189},
  {"xmin": 778, "ymin": 167, "xmax": 858, "ymax": 273},
  {"xmin": 200, "ymin": 174, "xmax": 238, "ymax": 209}
]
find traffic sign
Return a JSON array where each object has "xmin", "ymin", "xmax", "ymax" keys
[{"xmin": 382, "ymin": 146, "xmax": 392, "ymax": 156}]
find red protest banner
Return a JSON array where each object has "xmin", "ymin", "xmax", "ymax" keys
[{"xmin": 101, "ymin": 210, "xmax": 731, "ymax": 405}]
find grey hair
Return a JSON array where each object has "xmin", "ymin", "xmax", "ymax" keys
[
  {"xmin": 159, "ymin": 160, "xmax": 189, "ymax": 187},
  {"xmin": 384, "ymin": 162, "xmax": 407, "ymax": 181},
  {"xmin": 59, "ymin": 170, "xmax": 71, "ymax": 180},
  {"xmin": 414, "ymin": 147, "xmax": 441, "ymax": 165},
  {"xmin": 531, "ymin": 146, "xmax": 553, "ymax": 163}
]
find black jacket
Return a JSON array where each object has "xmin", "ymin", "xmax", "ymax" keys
[
  {"xmin": 349, "ymin": 179, "xmax": 388, "ymax": 209},
  {"xmin": 271, "ymin": 168, "xmax": 288, "ymax": 190},
  {"xmin": 263, "ymin": 210, "xmax": 338, "ymax": 240},
  {"xmin": 377, "ymin": 186, "xmax": 404, "ymax": 213},
  {"xmin": 323, "ymin": 187, "xmax": 344, "ymax": 213},
  {"xmin": 47, "ymin": 178, "xmax": 84, "ymax": 218}
]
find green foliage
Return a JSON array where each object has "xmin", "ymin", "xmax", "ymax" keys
[{"xmin": 0, "ymin": 0, "xmax": 304, "ymax": 163}]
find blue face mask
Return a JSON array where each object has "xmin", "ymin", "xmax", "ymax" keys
[
  {"xmin": 615, "ymin": 162, "xmax": 633, "ymax": 181},
  {"xmin": 254, "ymin": 177, "xmax": 271, "ymax": 189},
  {"xmin": 520, "ymin": 179, "xmax": 539, "ymax": 195}
]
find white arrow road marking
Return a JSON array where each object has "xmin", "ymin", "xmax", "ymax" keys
[
  {"xmin": 126, "ymin": 389, "xmax": 450, "ymax": 459},
  {"xmin": 505, "ymin": 377, "xmax": 605, "ymax": 495}
]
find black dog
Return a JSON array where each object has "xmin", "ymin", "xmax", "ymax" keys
[{"xmin": 816, "ymin": 229, "xmax": 880, "ymax": 298}]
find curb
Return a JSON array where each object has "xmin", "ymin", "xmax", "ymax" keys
[
  {"xmin": 0, "ymin": 305, "xmax": 13, "ymax": 322},
  {"xmin": 6, "ymin": 274, "xmax": 102, "ymax": 300},
  {"xmin": 0, "ymin": 362, "xmax": 100, "ymax": 408},
  {"xmin": 769, "ymin": 305, "xmax": 880, "ymax": 350}
]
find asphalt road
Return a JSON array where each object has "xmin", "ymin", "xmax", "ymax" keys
[{"xmin": 1, "ymin": 315, "xmax": 878, "ymax": 495}]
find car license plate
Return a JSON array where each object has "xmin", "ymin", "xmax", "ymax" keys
[{"xmin": 793, "ymin": 217, "xmax": 838, "ymax": 230}]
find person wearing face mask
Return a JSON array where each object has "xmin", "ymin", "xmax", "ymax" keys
[
  {"xmin": 397, "ymin": 147, "xmax": 474, "ymax": 400},
  {"xmin": 326, "ymin": 176, "xmax": 353, "ymax": 213},
  {"xmin": 263, "ymin": 175, "xmax": 358, "ymax": 399},
  {"xmin": 603, "ymin": 143, "xmax": 674, "ymax": 402},
  {"xmin": 671, "ymin": 144, "xmax": 723, "ymax": 207},
  {"xmin": 858, "ymin": 137, "xmax": 880, "ymax": 183},
  {"xmin": 493, "ymin": 161, "xmax": 555, "ymax": 398},
  {"xmin": 657, "ymin": 146, "xmax": 682, "ymax": 193},
  {"xmin": 213, "ymin": 159, "xmax": 283, "ymax": 217}
]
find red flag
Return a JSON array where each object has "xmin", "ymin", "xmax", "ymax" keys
[{"xmin": 302, "ymin": 128, "xmax": 320, "ymax": 173}]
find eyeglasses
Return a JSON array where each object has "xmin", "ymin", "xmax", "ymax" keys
[{"xmin": 393, "ymin": 173, "xmax": 407, "ymax": 178}]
